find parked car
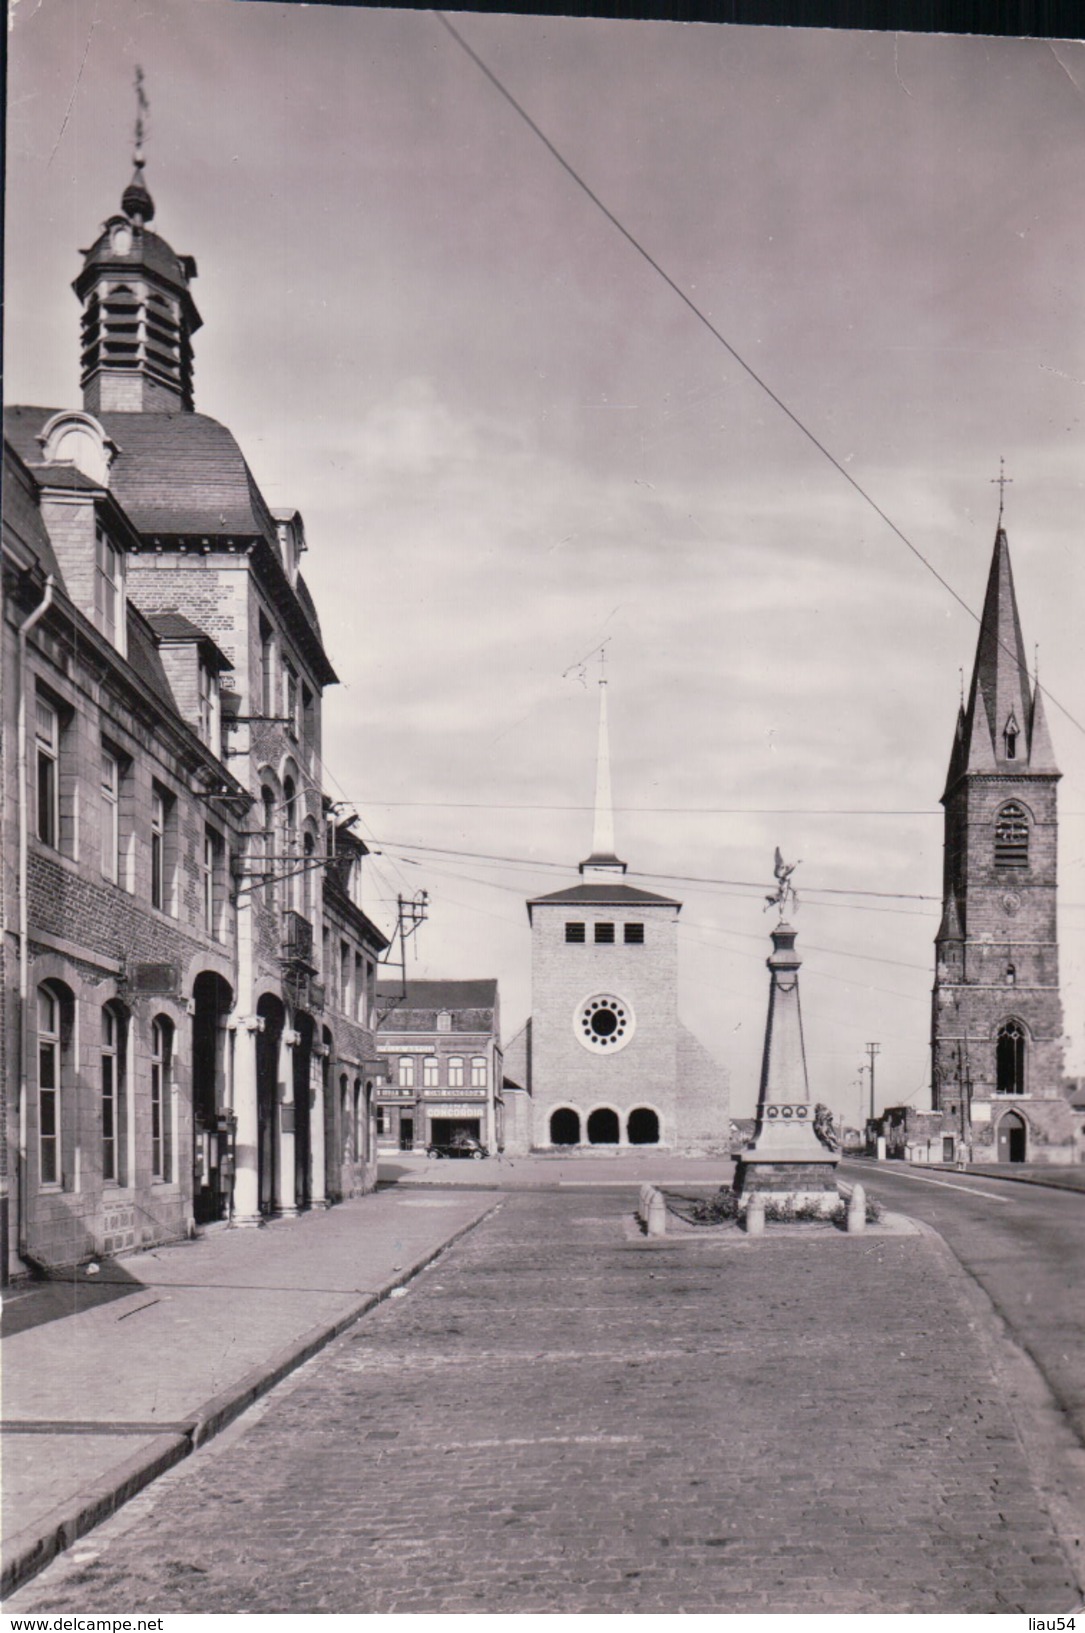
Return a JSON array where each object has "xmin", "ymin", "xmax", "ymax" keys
[{"xmin": 426, "ymin": 1134, "xmax": 488, "ymax": 1160}]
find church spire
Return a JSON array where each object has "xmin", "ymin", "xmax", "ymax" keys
[
  {"xmin": 579, "ymin": 660, "xmax": 626, "ymax": 879},
  {"xmin": 944, "ymin": 511, "xmax": 1058, "ymax": 794}
]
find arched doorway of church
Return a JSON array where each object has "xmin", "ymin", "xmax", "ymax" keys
[
  {"xmin": 627, "ymin": 1107, "xmax": 659, "ymax": 1145},
  {"xmin": 256, "ymin": 994, "xmax": 285, "ymax": 1214},
  {"xmin": 996, "ymin": 1110, "xmax": 1027, "ymax": 1164},
  {"xmin": 587, "ymin": 1107, "xmax": 619, "ymax": 1145},
  {"xmin": 550, "ymin": 1107, "xmax": 580, "ymax": 1146}
]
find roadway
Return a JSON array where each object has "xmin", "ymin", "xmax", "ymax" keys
[{"xmin": 841, "ymin": 1157, "xmax": 1085, "ymax": 1446}]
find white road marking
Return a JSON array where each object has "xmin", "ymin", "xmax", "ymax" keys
[{"xmin": 866, "ymin": 1170, "xmax": 1011, "ymax": 1202}]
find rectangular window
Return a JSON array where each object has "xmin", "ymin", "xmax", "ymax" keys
[
  {"xmin": 341, "ymin": 942, "xmax": 352, "ymax": 1014},
  {"xmin": 259, "ymin": 615, "xmax": 275, "ymax": 718},
  {"xmin": 151, "ymin": 1019, "xmax": 173, "ymax": 1182},
  {"xmin": 448, "ymin": 1057, "xmax": 464, "ymax": 1088},
  {"xmin": 101, "ymin": 748, "xmax": 121, "ymax": 883},
  {"xmin": 398, "ymin": 1057, "xmax": 415, "ymax": 1089},
  {"xmin": 203, "ymin": 826, "xmax": 225, "ymax": 939},
  {"xmin": 423, "ymin": 1057, "xmax": 439, "ymax": 1088},
  {"xmin": 594, "ymin": 922, "xmax": 615, "ymax": 944},
  {"xmin": 94, "ymin": 526, "xmax": 124, "ymax": 647},
  {"xmin": 470, "ymin": 1056, "xmax": 487, "ymax": 1088},
  {"xmin": 565, "ymin": 922, "xmax": 586, "ymax": 943},
  {"xmin": 150, "ymin": 784, "xmax": 177, "ymax": 913},
  {"xmin": 624, "ymin": 923, "xmax": 645, "ymax": 944},
  {"xmin": 283, "ymin": 660, "xmax": 299, "ymax": 737},
  {"xmin": 355, "ymin": 952, "xmax": 365, "ymax": 1023},
  {"xmin": 101, "ymin": 1006, "xmax": 125, "ymax": 1185},
  {"xmin": 197, "ymin": 662, "xmax": 220, "ymax": 751},
  {"xmin": 375, "ymin": 1107, "xmax": 387, "ymax": 1137},
  {"xmin": 38, "ymin": 986, "xmax": 61, "ymax": 1186},
  {"xmin": 35, "ymin": 696, "xmax": 59, "ymax": 848}
]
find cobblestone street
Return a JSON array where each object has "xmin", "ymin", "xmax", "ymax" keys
[{"xmin": 10, "ymin": 1191, "xmax": 1079, "ymax": 1615}]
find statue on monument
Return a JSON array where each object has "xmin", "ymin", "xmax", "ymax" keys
[
  {"xmin": 764, "ymin": 847, "xmax": 800, "ymax": 918},
  {"xmin": 813, "ymin": 1102, "xmax": 841, "ymax": 1152}
]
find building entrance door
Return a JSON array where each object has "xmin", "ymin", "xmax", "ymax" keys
[
  {"xmin": 997, "ymin": 1110, "xmax": 1027, "ymax": 1163},
  {"xmin": 400, "ymin": 1117, "xmax": 414, "ymax": 1152}
]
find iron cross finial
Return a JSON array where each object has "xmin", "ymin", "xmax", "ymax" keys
[
  {"xmin": 990, "ymin": 457, "xmax": 1013, "ymax": 524},
  {"xmin": 133, "ymin": 65, "xmax": 149, "ymax": 164}
]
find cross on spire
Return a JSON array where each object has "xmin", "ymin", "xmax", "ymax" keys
[
  {"xmin": 990, "ymin": 457, "xmax": 1013, "ymax": 525},
  {"xmin": 133, "ymin": 65, "xmax": 149, "ymax": 164}
]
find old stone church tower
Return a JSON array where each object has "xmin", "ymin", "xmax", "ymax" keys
[
  {"xmin": 932, "ymin": 519, "xmax": 1076, "ymax": 1163},
  {"xmin": 502, "ymin": 681, "xmax": 729, "ymax": 1154}
]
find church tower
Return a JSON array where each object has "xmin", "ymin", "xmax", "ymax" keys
[
  {"xmin": 72, "ymin": 140, "xmax": 201, "ymax": 414},
  {"xmin": 502, "ymin": 677, "xmax": 729, "ymax": 1154},
  {"xmin": 932, "ymin": 510, "xmax": 1074, "ymax": 1163}
]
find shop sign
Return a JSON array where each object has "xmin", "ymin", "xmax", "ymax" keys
[{"xmin": 427, "ymin": 1104, "xmax": 482, "ymax": 1119}]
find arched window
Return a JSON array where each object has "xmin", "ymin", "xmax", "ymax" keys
[
  {"xmin": 422, "ymin": 1056, "xmax": 439, "ymax": 1088},
  {"xmin": 448, "ymin": 1057, "xmax": 465, "ymax": 1088},
  {"xmin": 102, "ymin": 1002, "xmax": 128, "ymax": 1184},
  {"xmin": 994, "ymin": 803, "xmax": 1029, "ymax": 869},
  {"xmin": 398, "ymin": 1056, "xmax": 415, "ymax": 1089},
  {"xmin": 354, "ymin": 1079, "xmax": 364, "ymax": 1163},
  {"xmin": 587, "ymin": 1107, "xmax": 620, "ymax": 1145},
  {"xmin": 996, "ymin": 1021, "xmax": 1026, "ymax": 1096},
  {"xmin": 470, "ymin": 1056, "xmax": 487, "ymax": 1088},
  {"xmin": 282, "ymin": 778, "xmax": 297, "ymax": 911},
  {"xmin": 150, "ymin": 1017, "xmax": 173, "ymax": 1182},
  {"xmin": 261, "ymin": 786, "xmax": 277, "ymax": 905},
  {"xmin": 37, "ymin": 982, "xmax": 72, "ymax": 1186},
  {"xmin": 302, "ymin": 828, "xmax": 316, "ymax": 920},
  {"xmin": 627, "ymin": 1107, "xmax": 660, "ymax": 1145},
  {"xmin": 550, "ymin": 1107, "xmax": 580, "ymax": 1146},
  {"xmin": 340, "ymin": 1073, "xmax": 351, "ymax": 1162}
]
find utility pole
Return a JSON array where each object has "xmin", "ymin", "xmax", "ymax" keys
[{"xmin": 865, "ymin": 1042, "xmax": 881, "ymax": 1122}]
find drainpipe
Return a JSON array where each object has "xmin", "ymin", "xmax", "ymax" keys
[{"xmin": 15, "ymin": 574, "xmax": 55, "ymax": 1258}]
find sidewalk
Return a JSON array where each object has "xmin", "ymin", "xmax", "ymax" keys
[{"xmin": 1, "ymin": 1189, "xmax": 498, "ymax": 1596}]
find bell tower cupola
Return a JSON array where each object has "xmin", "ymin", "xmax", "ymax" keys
[{"xmin": 73, "ymin": 70, "xmax": 201, "ymax": 414}]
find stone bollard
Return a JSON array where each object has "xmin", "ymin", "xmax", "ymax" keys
[
  {"xmin": 638, "ymin": 1183, "xmax": 653, "ymax": 1226},
  {"xmin": 745, "ymin": 1192, "xmax": 765, "ymax": 1237},
  {"xmin": 646, "ymin": 1188, "xmax": 667, "ymax": 1238},
  {"xmin": 847, "ymin": 1183, "xmax": 867, "ymax": 1235}
]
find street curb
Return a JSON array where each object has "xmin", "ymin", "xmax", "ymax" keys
[
  {"xmin": 0, "ymin": 1201, "xmax": 500, "ymax": 1600},
  {"xmin": 844, "ymin": 1157, "xmax": 1084, "ymax": 1195}
]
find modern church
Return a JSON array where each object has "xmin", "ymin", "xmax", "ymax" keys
[{"xmin": 502, "ymin": 681, "xmax": 729, "ymax": 1154}]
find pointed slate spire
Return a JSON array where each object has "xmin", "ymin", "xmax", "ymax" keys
[
  {"xmin": 937, "ymin": 886, "xmax": 963, "ymax": 944},
  {"xmin": 579, "ymin": 675, "xmax": 626, "ymax": 878},
  {"xmin": 945, "ymin": 524, "xmax": 1051, "ymax": 793}
]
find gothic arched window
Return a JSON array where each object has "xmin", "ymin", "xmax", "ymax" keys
[
  {"xmin": 996, "ymin": 1021, "xmax": 1026, "ymax": 1096},
  {"xmin": 994, "ymin": 803, "xmax": 1029, "ymax": 869}
]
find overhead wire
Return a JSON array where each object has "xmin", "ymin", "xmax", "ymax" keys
[{"xmin": 432, "ymin": 10, "xmax": 1085, "ymax": 742}]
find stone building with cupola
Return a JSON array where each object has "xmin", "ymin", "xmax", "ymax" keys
[
  {"xmin": 3, "ymin": 142, "xmax": 389, "ymax": 1278},
  {"xmin": 931, "ymin": 517, "xmax": 1077, "ymax": 1164},
  {"xmin": 503, "ymin": 681, "xmax": 729, "ymax": 1154}
]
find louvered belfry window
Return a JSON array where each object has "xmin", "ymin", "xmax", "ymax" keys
[{"xmin": 994, "ymin": 803, "xmax": 1029, "ymax": 869}]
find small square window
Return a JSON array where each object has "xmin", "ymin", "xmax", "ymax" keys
[
  {"xmin": 624, "ymin": 923, "xmax": 644, "ymax": 944},
  {"xmin": 565, "ymin": 922, "xmax": 585, "ymax": 943},
  {"xmin": 594, "ymin": 922, "xmax": 615, "ymax": 944}
]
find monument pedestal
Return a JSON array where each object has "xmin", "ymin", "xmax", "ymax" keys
[{"xmin": 732, "ymin": 915, "xmax": 841, "ymax": 1212}]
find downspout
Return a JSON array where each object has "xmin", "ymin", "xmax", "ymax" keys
[{"xmin": 16, "ymin": 574, "xmax": 55, "ymax": 1258}]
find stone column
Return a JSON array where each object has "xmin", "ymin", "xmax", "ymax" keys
[
  {"xmin": 232, "ymin": 1014, "xmax": 263, "ymax": 1227},
  {"xmin": 278, "ymin": 1028, "xmax": 299, "ymax": 1216}
]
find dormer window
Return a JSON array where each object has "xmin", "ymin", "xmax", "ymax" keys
[
  {"xmin": 94, "ymin": 525, "xmax": 125, "ymax": 651},
  {"xmin": 198, "ymin": 660, "xmax": 221, "ymax": 754},
  {"xmin": 1003, "ymin": 713, "xmax": 1019, "ymax": 760},
  {"xmin": 38, "ymin": 410, "xmax": 116, "ymax": 487},
  {"xmin": 111, "ymin": 224, "xmax": 133, "ymax": 257}
]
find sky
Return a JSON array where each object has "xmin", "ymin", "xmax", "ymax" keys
[{"xmin": 6, "ymin": 0, "xmax": 1084, "ymax": 1121}]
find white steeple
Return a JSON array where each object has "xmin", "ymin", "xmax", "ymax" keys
[{"xmin": 579, "ymin": 665, "xmax": 626, "ymax": 880}]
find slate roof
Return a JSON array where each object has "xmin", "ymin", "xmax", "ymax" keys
[
  {"xmin": 375, "ymin": 979, "xmax": 499, "ymax": 1012},
  {"xmin": 146, "ymin": 610, "xmax": 233, "ymax": 671},
  {"xmin": 2, "ymin": 442, "xmax": 65, "ymax": 581},
  {"xmin": 127, "ymin": 608, "xmax": 184, "ymax": 714},
  {"xmin": 78, "ymin": 226, "xmax": 198, "ymax": 297},
  {"xmin": 528, "ymin": 881, "xmax": 681, "ymax": 909}
]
